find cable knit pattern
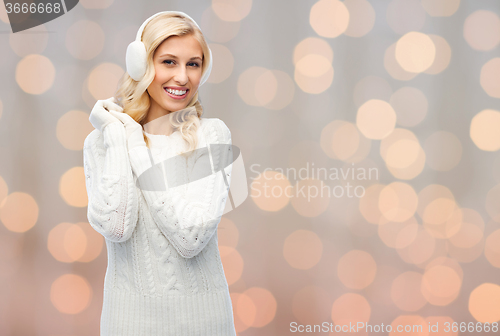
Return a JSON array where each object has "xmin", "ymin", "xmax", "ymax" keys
[{"xmin": 83, "ymin": 118, "xmax": 236, "ymax": 335}]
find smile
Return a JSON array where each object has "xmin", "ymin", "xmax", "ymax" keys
[{"xmin": 164, "ymin": 87, "xmax": 188, "ymax": 99}]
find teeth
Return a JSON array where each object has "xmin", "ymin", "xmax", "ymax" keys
[{"xmin": 165, "ymin": 88, "xmax": 187, "ymax": 95}]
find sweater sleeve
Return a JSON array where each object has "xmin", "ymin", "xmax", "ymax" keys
[
  {"xmin": 83, "ymin": 122, "xmax": 139, "ymax": 242},
  {"xmin": 128, "ymin": 119, "xmax": 233, "ymax": 258}
]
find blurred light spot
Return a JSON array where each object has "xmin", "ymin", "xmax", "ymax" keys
[
  {"xmin": 233, "ymin": 292, "xmax": 255, "ymax": 330},
  {"xmin": 233, "ymin": 293, "xmax": 257, "ymax": 332},
  {"xmin": 321, "ymin": 120, "xmax": 371, "ymax": 162},
  {"xmin": 291, "ymin": 179, "xmax": 330, "ymax": 217},
  {"xmin": 338, "ymin": 250, "xmax": 377, "ymax": 289},
  {"xmin": 359, "ymin": 184, "xmax": 385, "ymax": 224},
  {"xmin": 390, "ymin": 87, "xmax": 428, "ymax": 127},
  {"xmin": 424, "ymin": 35, "xmax": 452, "ymax": 75},
  {"xmin": 485, "ymin": 229, "xmax": 500, "ymax": 268},
  {"xmin": 469, "ymin": 283, "xmax": 500, "ymax": 323},
  {"xmin": 395, "ymin": 32, "xmax": 436, "ymax": 73},
  {"xmin": 60, "ymin": 167, "xmax": 87, "ymax": 207},
  {"xmin": 386, "ymin": 139, "xmax": 421, "ymax": 169},
  {"xmin": 218, "ymin": 218, "xmax": 239, "ymax": 248},
  {"xmin": 310, "ymin": 0, "xmax": 349, "ymax": 38},
  {"xmin": 66, "ymin": 20, "xmax": 105, "ymax": 60},
  {"xmin": 386, "ymin": 148, "xmax": 425, "ymax": 180},
  {"xmin": 9, "ymin": 25, "xmax": 48, "ymax": 57},
  {"xmin": 379, "ymin": 182, "xmax": 418, "ymax": 222},
  {"xmin": 16, "ymin": 54, "xmax": 55, "ymax": 95},
  {"xmin": 332, "ymin": 122, "xmax": 360, "ymax": 160},
  {"xmin": 50, "ymin": 274, "xmax": 92, "ymax": 314},
  {"xmin": 207, "ymin": 43, "xmax": 234, "ymax": 84},
  {"xmin": 201, "ymin": 7, "xmax": 240, "ymax": 43},
  {"xmin": 57, "ymin": 110, "xmax": 94, "ymax": 151},
  {"xmin": 242, "ymin": 287, "xmax": 277, "ymax": 327},
  {"xmin": 424, "ymin": 131, "xmax": 462, "ymax": 171},
  {"xmin": 0, "ymin": 192, "xmax": 38, "ymax": 232},
  {"xmin": 380, "ymin": 128, "xmax": 425, "ymax": 179},
  {"xmin": 48, "ymin": 221, "xmax": 101, "ymax": 263},
  {"xmin": 264, "ymin": 70, "xmax": 295, "ymax": 110},
  {"xmin": 448, "ymin": 208, "xmax": 484, "ymax": 249},
  {"xmin": 250, "ymin": 171, "xmax": 291, "ymax": 212},
  {"xmin": 238, "ymin": 66, "xmax": 277, "ymax": 106},
  {"xmin": 421, "ymin": 265, "xmax": 461, "ymax": 306},
  {"xmin": 384, "ymin": 43, "xmax": 419, "ymax": 81},
  {"xmin": 464, "ymin": 10, "xmax": 500, "ymax": 51},
  {"xmin": 447, "ymin": 238, "xmax": 484, "ymax": 263},
  {"xmin": 356, "ymin": 99, "xmax": 397, "ymax": 139},
  {"xmin": 422, "ymin": 0, "xmax": 460, "ymax": 16},
  {"xmin": 480, "ymin": 59, "xmax": 500, "ymax": 98},
  {"xmin": 295, "ymin": 54, "xmax": 334, "ymax": 94},
  {"xmin": 284, "ymin": 230, "xmax": 323, "ymax": 269},
  {"xmin": 293, "ymin": 37, "xmax": 333, "ymax": 65},
  {"xmin": 331, "ymin": 293, "xmax": 371, "ymax": 326},
  {"xmin": 219, "ymin": 246, "xmax": 243, "ymax": 285},
  {"xmin": 48, "ymin": 223, "xmax": 87, "ymax": 263},
  {"xmin": 421, "ymin": 0, "xmax": 460, "ymax": 17},
  {"xmin": 386, "ymin": 0, "xmax": 426, "ymax": 35},
  {"xmin": 212, "ymin": 0, "xmax": 252, "ymax": 22},
  {"xmin": 378, "ymin": 217, "xmax": 419, "ymax": 249},
  {"xmin": 292, "ymin": 286, "xmax": 332, "ymax": 325},
  {"xmin": 353, "ymin": 76, "xmax": 393, "ymax": 108},
  {"xmin": 471, "ymin": 109, "xmax": 500, "ymax": 151},
  {"xmin": 422, "ymin": 197, "xmax": 457, "ymax": 226},
  {"xmin": 389, "ymin": 315, "xmax": 427, "ymax": 336},
  {"xmin": 423, "ymin": 205, "xmax": 462, "ymax": 239},
  {"xmin": 88, "ymin": 63, "xmax": 124, "ymax": 101},
  {"xmin": 80, "ymin": 0, "xmax": 114, "ymax": 9},
  {"xmin": 391, "ymin": 271, "xmax": 426, "ymax": 311},
  {"xmin": 397, "ymin": 226, "xmax": 436, "ymax": 265},
  {"xmin": 417, "ymin": 184, "xmax": 455, "ymax": 219},
  {"xmin": 343, "ymin": 0, "xmax": 375, "ymax": 37}
]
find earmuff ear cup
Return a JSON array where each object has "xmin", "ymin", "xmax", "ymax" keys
[
  {"xmin": 126, "ymin": 40, "xmax": 148, "ymax": 81},
  {"xmin": 199, "ymin": 48, "xmax": 213, "ymax": 86}
]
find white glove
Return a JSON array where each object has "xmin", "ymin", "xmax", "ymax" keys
[
  {"xmin": 89, "ymin": 97, "xmax": 123, "ymax": 132},
  {"xmin": 108, "ymin": 110, "xmax": 147, "ymax": 150}
]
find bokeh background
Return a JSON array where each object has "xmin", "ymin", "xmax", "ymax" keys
[{"xmin": 1, "ymin": 0, "xmax": 500, "ymax": 335}]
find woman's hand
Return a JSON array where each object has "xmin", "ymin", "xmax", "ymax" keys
[
  {"xmin": 109, "ymin": 111, "xmax": 147, "ymax": 151},
  {"xmin": 89, "ymin": 97, "xmax": 123, "ymax": 132}
]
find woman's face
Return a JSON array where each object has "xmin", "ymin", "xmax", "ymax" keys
[{"xmin": 147, "ymin": 34, "xmax": 204, "ymax": 113}]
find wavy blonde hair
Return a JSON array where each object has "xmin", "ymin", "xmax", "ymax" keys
[{"xmin": 113, "ymin": 12, "xmax": 211, "ymax": 154}]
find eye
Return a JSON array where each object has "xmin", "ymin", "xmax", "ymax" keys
[
  {"xmin": 162, "ymin": 59, "xmax": 174, "ymax": 65},
  {"xmin": 189, "ymin": 62, "xmax": 200, "ymax": 67}
]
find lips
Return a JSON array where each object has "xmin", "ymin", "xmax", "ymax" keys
[{"xmin": 164, "ymin": 87, "xmax": 188, "ymax": 99}]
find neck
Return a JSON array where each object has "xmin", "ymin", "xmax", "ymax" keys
[{"xmin": 144, "ymin": 99, "xmax": 174, "ymax": 136}]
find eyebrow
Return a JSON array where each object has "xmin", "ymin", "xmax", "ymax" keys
[{"xmin": 158, "ymin": 53, "xmax": 202, "ymax": 61}]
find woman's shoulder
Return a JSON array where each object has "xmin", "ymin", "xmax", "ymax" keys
[
  {"xmin": 198, "ymin": 117, "xmax": 231, "ymax": 142},
  {"xmin": 83, "ymin": 129, "xmax": 105, "ymax": 155}
]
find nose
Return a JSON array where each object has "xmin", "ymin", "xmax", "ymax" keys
[{"xmin": 174, "ymin": 66, "xmax": 189, "ymax": 86}]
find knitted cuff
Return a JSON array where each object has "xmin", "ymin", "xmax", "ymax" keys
[{"xmin": 102, "ymin": 122, "xmax": 127, "ymax": 148}]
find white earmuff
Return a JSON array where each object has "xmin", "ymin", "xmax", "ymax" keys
[{"xmin": 125, "ymin": 11, "xmax": 212, "ymax": 85}]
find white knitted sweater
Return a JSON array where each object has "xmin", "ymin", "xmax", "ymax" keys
[{"xmin": 83, "ymin": 117, "xmax": 236, "ymax": 336}]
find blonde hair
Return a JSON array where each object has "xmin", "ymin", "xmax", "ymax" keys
[{"xmin": 113, "ymin": 12, "xmax": 211, "ymax": 154}]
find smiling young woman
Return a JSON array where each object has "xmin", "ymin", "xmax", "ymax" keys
[{"xmin": 83, "ymin": 11, "xmax": 236, "ymax": 336}]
